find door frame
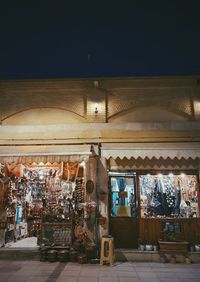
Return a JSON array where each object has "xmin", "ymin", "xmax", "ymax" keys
[{"xmin": 108, "ymin": 170, "xmax": 139, "ymax": 248}]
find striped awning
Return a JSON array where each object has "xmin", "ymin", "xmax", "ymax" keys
[
  {"xmin": 101, "ymin": 143, "xmax": 200, "ymax": 160},
  {"xmin": 0, "ymin": 144, "xmax": 92, "ymax": 163}
]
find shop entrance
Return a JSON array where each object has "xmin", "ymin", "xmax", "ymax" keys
[{"xmin": 109, "ymin": 172, "xmax": 138, "ymax": 248}]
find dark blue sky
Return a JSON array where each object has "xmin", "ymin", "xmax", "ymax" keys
[{"xmin": 0, "ymin": 1, "xmax": 200, "ymax": 79}]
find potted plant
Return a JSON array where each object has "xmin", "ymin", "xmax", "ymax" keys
[
  {"xmin": 152, "ymin": 240, "xmax": 158, "ymax": 251},
  {"xmin": 194, "ymin": 234, "xmax": 200, "ymax": 252},
  {"xmin": 159, "ymin": 226, "xmax": 189, "ymax": 252},
  {"xmin": 138, "ymin": 238, "xmax": 145, "ymax": 251},
  {"xmin": 189, "ymin": 239, "xmax": 196, "ymax": 252},
  {"xmin": 145, "ymin": 241, "xmax": 153, "ymax": 251},
  {"xmin": 194, "ymin": 244, "xmax": 200, "ymax": 252}
]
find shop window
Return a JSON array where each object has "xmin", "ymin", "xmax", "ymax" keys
[
  {"xmin": 110, "ymin": 176, "xmax": 136, "ymax": 217},
  {"xmin": 139, "ymin": 173, "xmax": 199, "ymax": 218}
]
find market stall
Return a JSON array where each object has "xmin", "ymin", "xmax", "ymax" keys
[
  {"xmin": 101, "ymin": 142, "xmax": 200, "ymax": 249},
  {"xmin": 0, "ymin": 145, "xmax": 103, "ymax": 261}
]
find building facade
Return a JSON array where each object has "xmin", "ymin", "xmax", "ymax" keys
[{"xmin": 0, "ymin": 76, "xmax": 200, "ymax": 251}]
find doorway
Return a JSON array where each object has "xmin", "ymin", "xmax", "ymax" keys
[{"xmin": 109, "ymin": 172, "xmax": 138, "ymax": 248}]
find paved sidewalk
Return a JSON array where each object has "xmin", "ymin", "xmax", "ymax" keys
[{"xmin": 0, "ymin": 260, "xmax": 199, "ymax": 282}]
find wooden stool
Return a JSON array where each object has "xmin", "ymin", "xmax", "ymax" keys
[{"xmin": 100, "ymin": 235, "xmax": 114, "ymax": 266}]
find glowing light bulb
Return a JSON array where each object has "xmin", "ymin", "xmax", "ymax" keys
[{"xmin": 94, "ymin": 103, "xmax": 98, "ymax": 114}]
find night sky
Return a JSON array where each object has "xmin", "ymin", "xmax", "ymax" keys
[{"xmin": 0, "ymin": 1, "xmax": 200, "ymax": 79}]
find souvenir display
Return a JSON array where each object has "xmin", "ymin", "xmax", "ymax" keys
[
  {"xmin": 0, "ymin": 160, "xmax": 98, "ymax": 263},
  {"xmin": 140, "ymin": 174, "xmax": 199, "ymax": 218},
  {"xmin": 58, "ymin": 249, "xmax": 69, "ymax": 262}
]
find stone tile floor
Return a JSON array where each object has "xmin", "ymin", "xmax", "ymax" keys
[{"xmin": 0, "ymin": 260, "xmax": 199, "ymax": 282}]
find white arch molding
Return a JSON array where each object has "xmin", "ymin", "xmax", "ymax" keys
[
  {"xmin": 108, "ymin": 106, "xmax": 187, "ymax": 123},
  {"xmin": 2, "ymin": 108, "xmax": 86, "ymax": 125}
]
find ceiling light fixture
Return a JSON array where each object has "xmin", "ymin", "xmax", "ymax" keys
[{"xmin": 94, "ymin": 103, "xmax": 98, "ymax": 114}]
